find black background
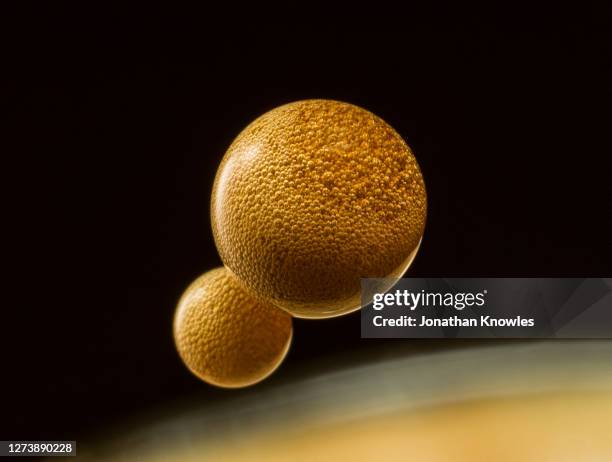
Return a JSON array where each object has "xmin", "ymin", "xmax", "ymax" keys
[{"xmin": 4, "ymin": 3, "xmax": 611, "ymax": 443}]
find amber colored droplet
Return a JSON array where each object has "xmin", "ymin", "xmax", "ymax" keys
[
  {"xmin": 173, "ymin": 267, "xmax": 292, "ymax": 388},
  {"xmin": 211, "ymin": 100, "xmax": 427, "ymax": 318}
]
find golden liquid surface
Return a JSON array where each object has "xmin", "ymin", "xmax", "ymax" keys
[
  {"xmin": 211, "ymin": 100, "xmax": 427, "ymax": 318},
  {"xmin": 81, "ymin": 343, "xmax": 612, "ymax": 461},
  {"xmin": 125, "ymin": 392, "xmax": 612, "ymax": 462},
  {"xmin": 201, "ymin": 392, "xmax": 612, "ymax": 462},
  {"xmin": 173, "ymin": 267, "xmax": 292, "ymax": 388}
]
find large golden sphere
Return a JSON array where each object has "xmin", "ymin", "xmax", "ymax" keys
[
  {"xmin": 211, "ymin": 100, "xmax": 426, "ymax": 318},
  {"xmin": 173, "ymin": 267, "xmax": 292, "ymax": 388}
]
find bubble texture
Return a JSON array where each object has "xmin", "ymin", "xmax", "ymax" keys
[
  {"xmin": 173, "ymin": 267, "xmax": 292, "ymax": 388},
  {"xmin": 212, "ymin": 100, "xmax": 427, "ymax": 318}
]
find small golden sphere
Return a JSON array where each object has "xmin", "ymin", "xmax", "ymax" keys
[
  {"xmin": 211, "ymin": 100, "xmax": 427, "ymax": 318},
  {"xmin": 173, "ymin": 267, "xmax": 292, "ymax": 388}
]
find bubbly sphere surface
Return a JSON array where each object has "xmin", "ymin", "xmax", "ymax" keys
[
  {"xmin": 173, "ymin": 267, "xmax": 292, "ymax": 388},
  {"xmin": 211, "ymin": 100, "xmax": 427, "ymax": 318}
]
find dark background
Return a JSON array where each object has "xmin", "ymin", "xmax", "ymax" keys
[{"xmin": 4, "ymin": 3, "xmax": 611, "ymax": 443}]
